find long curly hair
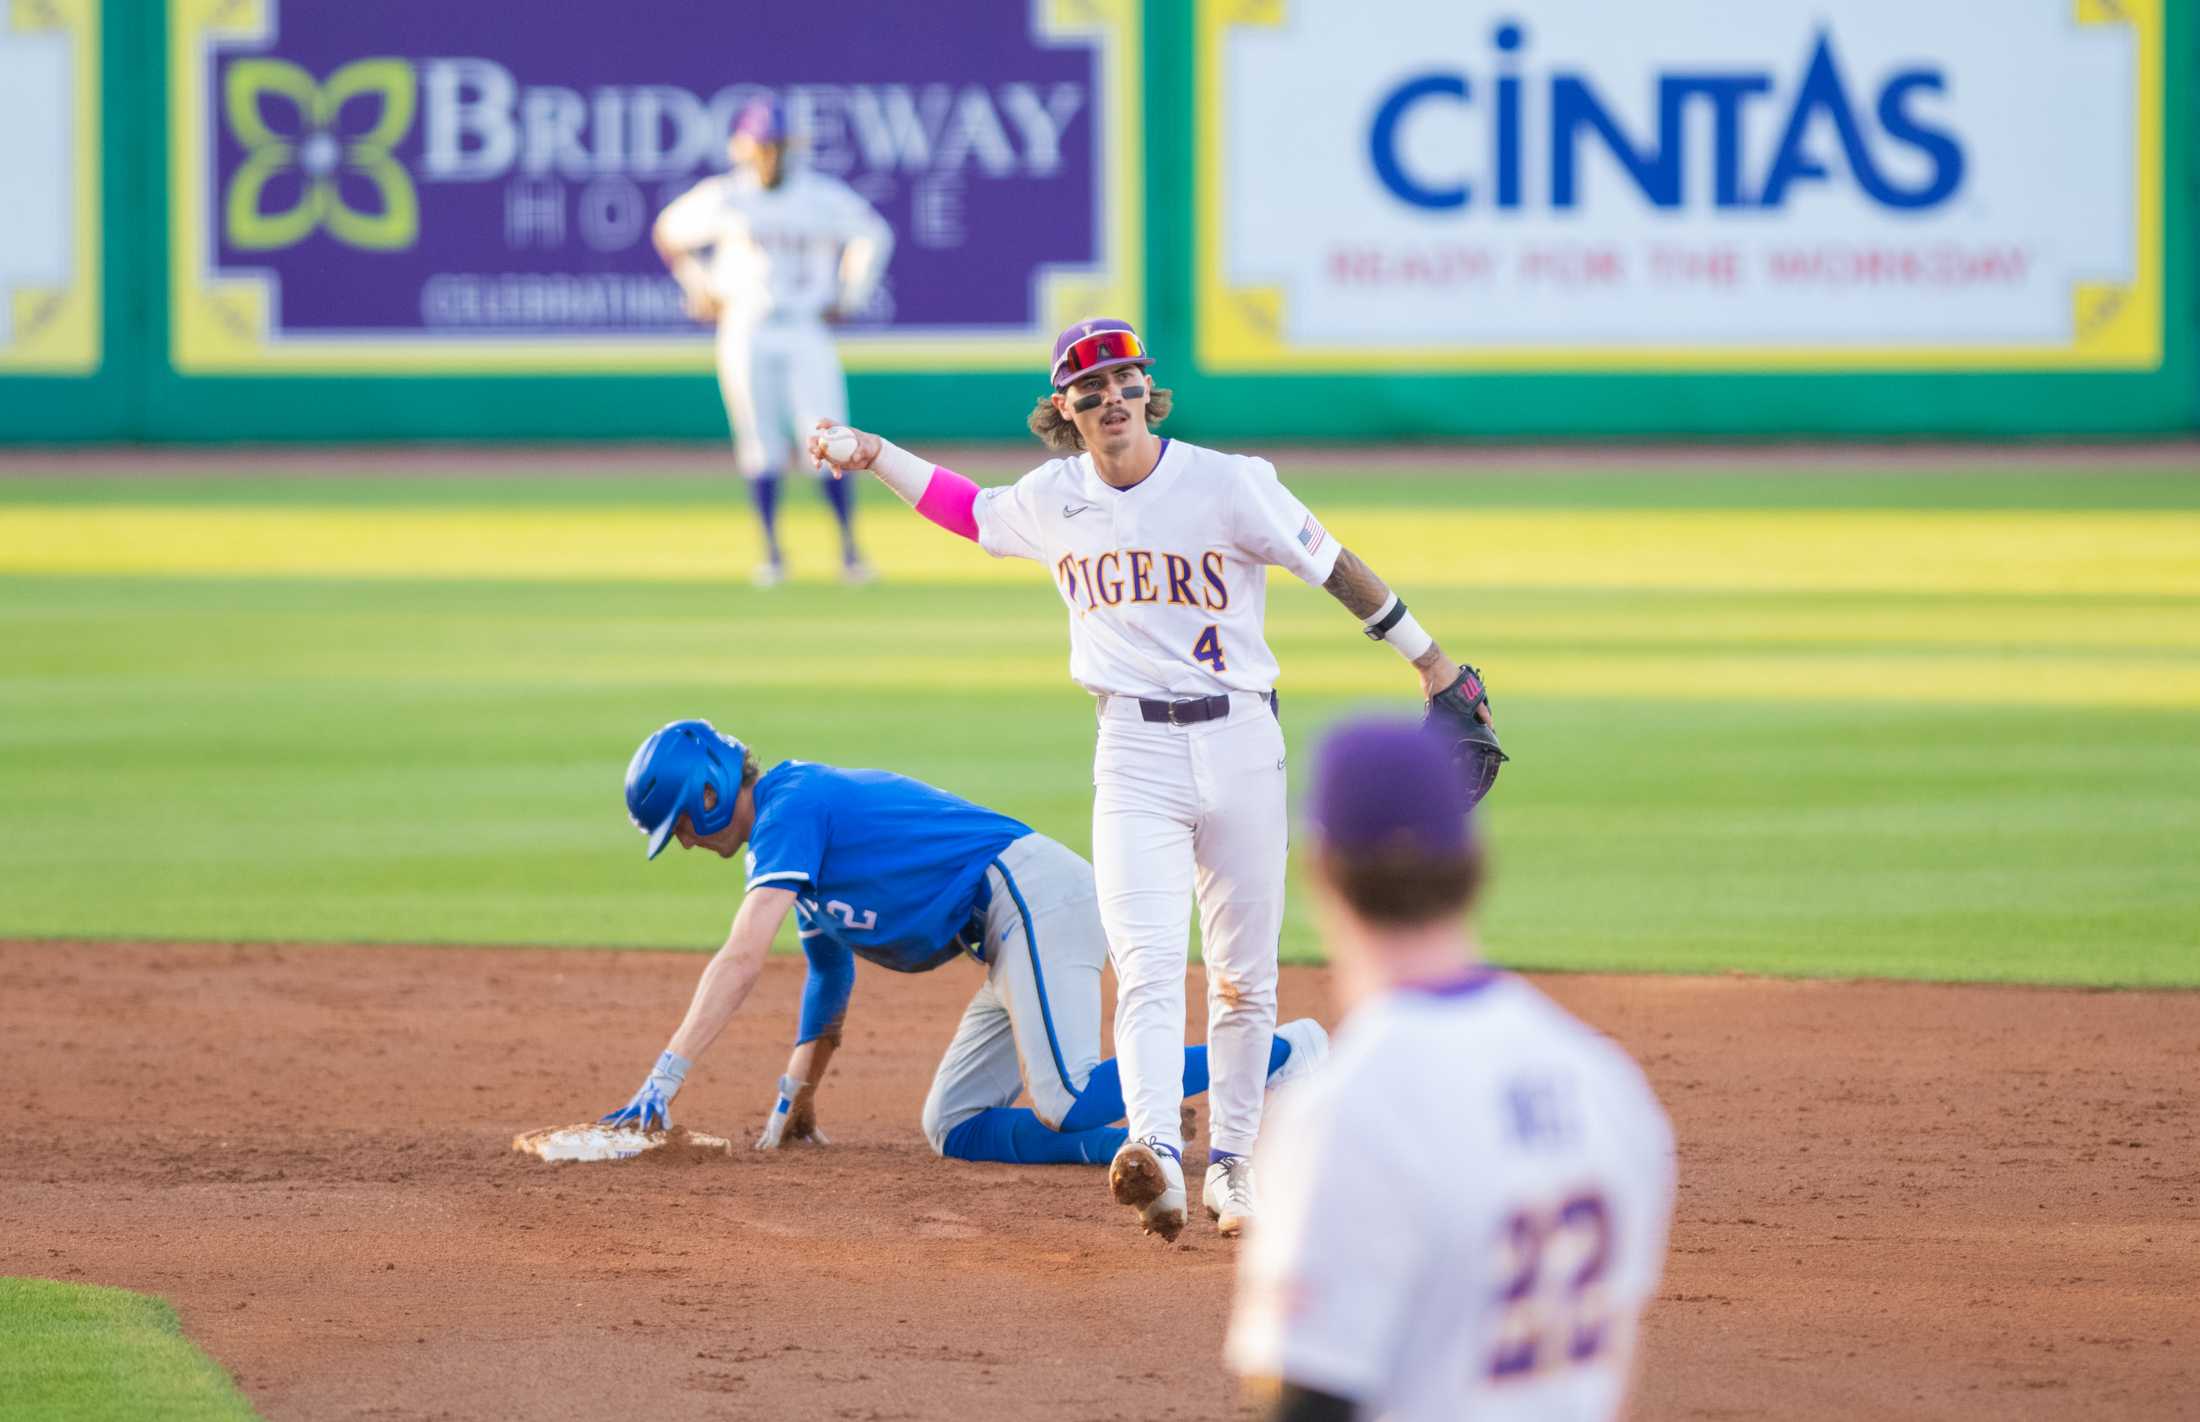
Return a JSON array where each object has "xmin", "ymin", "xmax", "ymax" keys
[{"xmin": 1027, "ymin": 382, "xmax": 1174, "ymax": 453}]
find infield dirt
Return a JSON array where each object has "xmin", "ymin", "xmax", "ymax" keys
[{"xmin": 3, "ymin": 940, "xmax": 2194, "ymax": 1421}]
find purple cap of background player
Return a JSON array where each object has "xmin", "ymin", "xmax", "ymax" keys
[
  {"xmin": 732, "ymin": 98, "xmax": 787, "ymax": 145},
  {"xmin": 1050, "ymin": 317, "xmax": 1151, "ymax": 390},
  {"xmin": 1308, "ymin": 716, "xmax": 1473, "ymax": 857}
]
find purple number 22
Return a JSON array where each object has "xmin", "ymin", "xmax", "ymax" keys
[{"xmin": 1486, "ymin": 1190, "xmax": 1614, "ymax": 1381}]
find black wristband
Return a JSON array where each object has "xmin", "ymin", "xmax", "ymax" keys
[{"xmin": 1363, "ymin": 597, "xmax": 1409, "ymax": 642}]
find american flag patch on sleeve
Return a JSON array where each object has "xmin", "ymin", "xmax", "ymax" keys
[{"xmin": 1297, "ymin": 515, "xmax": 1327, "ymax": 555}]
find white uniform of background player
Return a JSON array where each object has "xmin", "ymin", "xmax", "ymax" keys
[
  {"xmin": 655, "ymin": 99, "xmax": 894, "ymax": 584},
  {"xmin": 1228, "ymin": 719, "xmax": 1676, "ymax": 1422},
  {"xmin": 805, "ymin": 319, "xmax": 1488, "ymax": 1241}
]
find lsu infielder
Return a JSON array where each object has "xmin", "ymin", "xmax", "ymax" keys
[
  {"xmin": 1229, "ymin": 719, "xmax": 1675, "ymax": 1422},
  {"xmin": 601, "ymin": 719, "xmax": 1329, "ymax": 1163},
  {"xmin": 804, "ymin": 318, "xmax": 1498, "ymax": 1240},
  {"xmin": 654, "ymin": 98, "xmax": 894, "ymax": 585}
]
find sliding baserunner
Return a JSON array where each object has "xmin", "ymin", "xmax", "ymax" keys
[{"xmin": 600, "ymin": 719, "xmax": 1328, "ymax": 1162}]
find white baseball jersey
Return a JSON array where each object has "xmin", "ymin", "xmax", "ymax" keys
[
  {"xmin": 972, "ymin": 439, "xmax": 1341, "ymax": 698},
  {"xmin": 1228, "ymin": 971, "xmax": 1676, "ymax": 1422},
  {"xmin": 656, "ymin": 169, "xmax": 893, "ymax": 324}
]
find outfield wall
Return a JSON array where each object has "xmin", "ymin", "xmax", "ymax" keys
[{"xmin": 2, "ymin": 0, "xmax": 2195, "ymax": 443}]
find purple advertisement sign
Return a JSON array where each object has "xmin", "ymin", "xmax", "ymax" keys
[{"xmin": 174, "ymin": 2, "xmax": 1140, "ymax": 372}]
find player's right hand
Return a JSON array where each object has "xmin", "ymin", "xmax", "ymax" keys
[
  {"xmin": 806, "ymin": 419, "xmax": 882, "ymax": 475},
  {"xmin": 601, "ymin": 1081, "xmax": 673, "ymax": 1132},
  {"xmin": 600, "ymin": 1049, "xmax": 691, "ymax": 1132}
]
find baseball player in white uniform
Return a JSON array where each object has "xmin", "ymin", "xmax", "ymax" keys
[
  {"xmin": 802, "ymin": 318, "xmax": 1495, "ymax": 1241},
  {"xmin": 1228, "ymin": 718, "xmax": 1676, "ymax": 1422},
  {"xmin": 655, "ymin": 98, "xmax": 894, "ymax": 586}
]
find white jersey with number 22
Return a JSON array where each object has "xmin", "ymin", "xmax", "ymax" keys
[
  {"xmin": 1228, "ymin": 972, "xmax": 1677, "ymax": 1422},
  {"xmin": 972, "ymin": 438, "xmax": 1341, "ymax": 700}
]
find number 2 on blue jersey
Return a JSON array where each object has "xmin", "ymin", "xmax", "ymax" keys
[{"xmin": 1192, "ymin": 625, "xmax": 1227, "ymax": 672}]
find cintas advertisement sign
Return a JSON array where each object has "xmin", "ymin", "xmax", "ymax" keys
[
  {"xmin": 1198, "ymin": 0, "xmax": 2161, "ymax": 372},
  {"xmin": 169, "ymin": 0, "xmax": 1142, "ymax": 373}
]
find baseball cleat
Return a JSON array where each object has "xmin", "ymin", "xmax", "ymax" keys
[
  {"xmin": 1267, "ymin": 1018, "xmax": 1331, "ymax": 1093},
  {"xmin": 1203, "ymin": 1155, "xmax": 1258, "ymax": 1237},
  {"xmin": 752, "ymin": 558, "xmax": 787, "ymax": 589},
  {"xmin": 1109, "ymin": 1136, "xmax": 1187, "ymax": 1241},
  {"xmin": 839, "ymin": 558, "xmax": 877, "ymax": 586}
]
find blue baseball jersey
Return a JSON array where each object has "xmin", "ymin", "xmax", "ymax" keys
[{"xmin": 743, "ymin": 760, "xmax": 1030, "ymax": 974}]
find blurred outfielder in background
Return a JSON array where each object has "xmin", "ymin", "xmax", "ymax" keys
[{"xmin": 655, "ymin": 99, "xmax": 893, "ymax": 586}]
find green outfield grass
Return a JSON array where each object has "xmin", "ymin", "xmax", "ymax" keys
[
  {"xmin": 6, "ymin": 462, "xmax": 2200, "ymax": 511},
  {"xmin": 0, "ymin": 1279, "xmax": 257, "ymax": 1422},
  {"xmin": 1, "ymin": 459, "xmax": 2195, "ymax": 985}
]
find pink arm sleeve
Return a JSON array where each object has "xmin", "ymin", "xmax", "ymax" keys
[{"xmin": 914, "ymin": 467, "xmax": 981, "ymax": 542}]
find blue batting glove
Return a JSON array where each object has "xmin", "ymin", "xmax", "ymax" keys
[{"xmin": 600, "ymin": 1049, "xmax": 692, "ymax": 1131}]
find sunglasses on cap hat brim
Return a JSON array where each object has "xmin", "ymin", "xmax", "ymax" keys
[{"xmin": 1052, "ymin": 329, "xmax": 1151, "ymax": 389}]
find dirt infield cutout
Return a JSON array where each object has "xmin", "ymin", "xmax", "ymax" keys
[{"xmin": 2, "ymin": 940, "xmax": 2193, "ymax": 1421}]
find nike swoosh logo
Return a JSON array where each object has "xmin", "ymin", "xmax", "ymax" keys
[{"xmin": 1063, "ymin": 504, "xmax": 1095, "ymax": 518}]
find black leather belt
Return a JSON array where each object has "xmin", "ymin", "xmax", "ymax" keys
[{"xmin": 1137, "ymin": 691, "xmax": 1278, "ymax": 726}]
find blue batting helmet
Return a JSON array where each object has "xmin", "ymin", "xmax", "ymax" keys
[{"xmin": 624, "ymin": 719, "xmax": 749, "ymax": 860}]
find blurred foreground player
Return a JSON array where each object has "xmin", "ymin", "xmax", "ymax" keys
[
  {"xmin": 654, "ymin": 99, "xmax": 893, "ymax": 585},
  {"xmin": 601, "ymin": 719, "xmax": 1327, "ymax": 1162},
  {"xmin": 1227, "ymin": 718, "xmax": 1674, "ymax": 1422}
]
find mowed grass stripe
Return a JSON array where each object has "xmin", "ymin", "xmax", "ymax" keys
[
  {"xmin": 5, "ymin": 465, "xmax": 2198, "ymax": 510},
  {"xmin": 5, "ymin": 506, "xmax": 2198, "ymax": 596},
  {"xmin": 14, "ymin": 576, "xmax": 2197, "ymax": 651},
  {"xmin": 2, "ymin": 575, "xmax": 2196, "ymax": 982},
  {"xmin": 6, "ymin": 575, "xmax": 2192, "ymax": 709}
]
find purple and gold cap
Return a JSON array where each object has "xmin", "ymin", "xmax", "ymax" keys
[
  {"xmin": 1049, "ymin": 317, "xmax": 1151, "ymax": 390},
  {"xmin": 1308, "ymin": 717, "xmax": 1473, "ymax": 857}
]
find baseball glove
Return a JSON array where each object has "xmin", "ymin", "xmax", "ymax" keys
[{"xmin": 1423, "ymin": 663, "xmax": 1507, "ymax": 809}]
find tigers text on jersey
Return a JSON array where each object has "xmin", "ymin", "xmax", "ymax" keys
[
  {"xmin": 1227, "ymin": 971, "xmax": 1676, "ymax": 1422},
  {"xmin": 656, "ymin": 170, "xmax": 893, "ymax": 323},
  {"xmin": 971, "ymin": 439, "xmax": 1342, "ymax": 698}
]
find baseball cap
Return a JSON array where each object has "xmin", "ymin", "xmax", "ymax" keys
[
  {"xmin": 731, "ymin": 98, "xmax": 788, "ymax": 146},
  {"xmin": 1050, "ymin": 317, "xmax": 1151, "ymax": 391},
  {"xmin": 1307, "ymin": 716, "xmax": 1473, "ymax": 858}
]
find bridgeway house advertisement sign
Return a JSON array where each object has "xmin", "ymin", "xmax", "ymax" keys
[{"xmin": 169, "ymin": 0, "xmax": 1143, "ymax": 372}]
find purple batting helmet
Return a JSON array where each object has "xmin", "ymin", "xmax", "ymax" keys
[
  {"xmin": 732, "ymin": 98, "xmax": 788, "ymax": 146},
  {"xmin": 1050, "ymin": 317, "xmax": 1151, "ymax": 391}
]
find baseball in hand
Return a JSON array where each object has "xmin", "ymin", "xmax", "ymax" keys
[{"xmin": 817, "ymin": 426, "xmax": 862, "ymax": 466}]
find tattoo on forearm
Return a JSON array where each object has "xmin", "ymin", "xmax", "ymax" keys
[{"xmin": 1323, "ymin": 548, "xmax": 1391, "ymax": 619}]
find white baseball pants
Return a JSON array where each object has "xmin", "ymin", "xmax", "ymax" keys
[
  {"xmin": 715, "ymin": 317, "xmax": 847, "ymax": 479},
  {"xmin": 919, "ymin": 833, "xmax": 1108, "ymax": 1151},
  {"xmin": 1092, "ymin": 693, "xmax": 1287, "ymax": 1157}
]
